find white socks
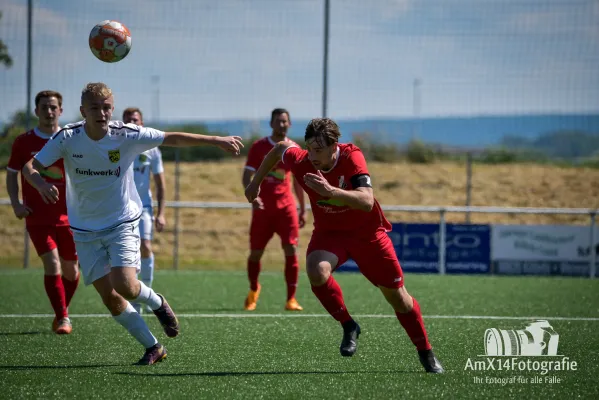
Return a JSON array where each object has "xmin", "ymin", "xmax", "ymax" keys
[
  {"xmin": 139, "ymin": 254, "xmax": 154, "ymax": 288},
  {"xmin": 134, "ymin": 280, "xmax": 162, "ymax": 311},
  {"xmin": 113, "ymin": 302, "xmax": 158, "ymax": 348}
]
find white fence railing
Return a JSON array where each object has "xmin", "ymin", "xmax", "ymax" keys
[{"xmin": 1, "ymin": 198, "xmax": 597, "ymax": 278}]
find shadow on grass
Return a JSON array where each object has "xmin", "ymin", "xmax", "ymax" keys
[
  {"xmin": 0, "ymin": 331, "xmax": 45, "ymax": 336},
  {"xmin": 115, "ymin": 370, "xmax": 420, "ymax": 377},
  {"xmin": 0, "ymin": 364, "xmax": 124, "ymax": 370}
]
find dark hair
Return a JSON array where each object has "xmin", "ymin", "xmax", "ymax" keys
[
  {"xmin": 304, "ymin": 118, "xmax": 341, "ymax": 147},
  {"xmin": 123, "ymin": 107, "xmax": 143, "ymax": 121},
  {"xmin": 35, "ymin": 90, "xmax": 63, "ymax": 107},
  {"xmin": 271, "ymin": 108, "xmax": 290, "ymax": 124}
]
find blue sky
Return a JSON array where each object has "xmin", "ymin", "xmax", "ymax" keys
[{"xmin": 1, "ymin": 0, "xmax": 598, "ymax": 124}]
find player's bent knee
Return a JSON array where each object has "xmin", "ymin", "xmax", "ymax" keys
[
  {"xmin": 306, "ymin": 261, "xmax": 332, "ymax": 285},
  {"xmin": 379, "ymin": 286, "xmax": 413, "ymax": 313},
  {"xmin": 306, "ymin": 251, "xmax": 337, "ymax": 285},
  {"xmin": 110, "ymin": 268, "xmax": 140, "ymax": 300},
  {"xmin": 93, "ymin": 275, "xmax": 127, "ymax": 315},
  {"xmin": 60, "ymin": 260, "xmax": 79, "ymax": 281},
  {"xmin": 40, "ymin": 253, "xmax": 61, "ymax": 276}
]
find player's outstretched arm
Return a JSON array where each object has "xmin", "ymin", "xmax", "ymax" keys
[
  {"xmin": 162, "ymin": 132, "xmax": 243, "ymax": 155},
  {"xmin": 21, "ymin": 158, "xmax": 59, "ymax": 204},
  {"xmin": 245, "ymin": 141, "xmax": 292, "ymax": 204}
]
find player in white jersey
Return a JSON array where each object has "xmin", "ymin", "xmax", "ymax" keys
[
  {"xmin": 21, "ymin": 82, "xmax": 244, "ymax": 365},
  {"xmin": 122, "ymin": 107, "xmax": 165, "ymax": 314}
]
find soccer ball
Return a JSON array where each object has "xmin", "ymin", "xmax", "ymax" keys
[{"xmin": 89, "ymin": 20, "xmax": 132, "ymax": 63}]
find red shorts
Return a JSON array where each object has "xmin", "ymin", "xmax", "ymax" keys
[
  {"xmin": 27, "ymin": 225, "xmax": 78, "ymax": 260},
  {"xmin": 307, "ymin": 229, "xmax": 404, "ymax": 288},
  {"xmin": 250, "ymin": 206, "xmax": 299, "ymax": 250}
]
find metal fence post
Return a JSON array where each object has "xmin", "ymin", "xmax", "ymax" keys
[
  {"xmin": 590, "ymin": 211, "xmax": 596, "ymax": 279},
  {"xmin": 438, "ymin": 209, "xmax": 446, "ymax": 275},
  {"xmin": 22, "ymin": 0, "xmax": 33, "ymax": 269},
  {"xmin": 321, "ymin": 0, "xmax": 330, "ymax": 118},
  {"xmin": 172, "ymin": 148, "xmax": 181, "ymax": 271},
  {"xmin": 465, "ymin": 153, "xmax": 472, "ymax": 224}
]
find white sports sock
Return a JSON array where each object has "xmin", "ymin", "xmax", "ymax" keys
[
  {"xmin": 113, "ymin": 302, "xmax": 158, "ymax": 348},
  {"xmin": 139, "ymin": 254, "xmax": 154, "ymax": 288},
  {"xmin": 134, "ymin": 280, "xmax": 162, "ymax": 311}
]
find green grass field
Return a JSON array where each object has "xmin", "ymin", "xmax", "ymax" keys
[{"xmin": 2, "ymin": 270, "xmax": 598, "ymax": 399}]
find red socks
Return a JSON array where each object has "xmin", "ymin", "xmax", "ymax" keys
[
  {"xmin": 248, "ymin": 260, "xmax": 261, "ymax": 291},
  {"xmin": 396, "ymin": 297, "xmax": 432, "ymax": 351},
  {"xmin": 284, "ymin": 255, "xmax": 299, "ymax": 300},
  {"xmin": 311, "ymin": 275, "xmax": 352, "ymax": 324},
  {"xmin": 44, "ymin": 275, "xmax": 67, "ymax": 320},
  {"xmin": 249, "ymin": 256, "xmax": 298, "ymax": 300},
  {"xmin": 62, "ymin": 273, "xmax": 80, "ymax": 308}
]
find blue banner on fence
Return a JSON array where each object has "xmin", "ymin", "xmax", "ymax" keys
[{"xmin": 338, "ymin": 223, "xmax": 491, "ymax": 274}]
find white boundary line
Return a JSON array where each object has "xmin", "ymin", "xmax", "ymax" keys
[{"xmin": 1, "ymin": 313, "xmax": 598, "ymax": 321}]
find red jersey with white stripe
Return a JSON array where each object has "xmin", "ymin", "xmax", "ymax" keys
[
  {"xmin": 282, "ymin": 143, "xmax": 391, "ymax": 234},
  {"xmin": 6, "ymin": 128, "xmax": 69, "ymax": 227},
  {"xmin": 245, "ymin": 137, "xmax": 297, "ymax": 210}
]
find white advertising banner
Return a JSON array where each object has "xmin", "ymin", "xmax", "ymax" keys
[
  {"xmin": 492, "ymin": 224, "xmax": 596, "ymax": 261},
  {"xmin": 492, "ymin": 224, "xmax": 599, "ymax": 277}
]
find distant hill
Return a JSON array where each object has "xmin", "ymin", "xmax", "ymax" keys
[{"xmin": 190, "ymin": 113, "xmax": 599, "ymax": 148}]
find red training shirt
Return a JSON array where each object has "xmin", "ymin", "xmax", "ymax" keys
[
  {"xmin": 245, "ymin": 137, "xmax": 297, "ymax": 210},
  {"xmin": 282, "ymin": 143, "xmax": 391, "ymax": 234},
  {"xmin": 6, "ymin": 128, "xmax": 69, "ymax": 227}
]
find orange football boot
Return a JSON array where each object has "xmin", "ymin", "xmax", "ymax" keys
[
  {"xmin": 285, "ymin": 298, "xmax": 304, "ymax": 311},
  {"xmin": 244, "ymin": 284, "xmax": 261, "ymax": 311}
]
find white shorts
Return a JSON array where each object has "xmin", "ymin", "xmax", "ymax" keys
[
  {"xmin": 72, "ymin": 220, "xmax": 141, "ymax": 286},
  {"xmin": 139, "ymin": 206, "xmax": 154, "ymax": 241}
]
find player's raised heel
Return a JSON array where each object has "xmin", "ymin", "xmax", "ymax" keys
[
  {"xmin": 340, "ymin": 320, "xmax": 361, "ymax": 357},
  {"xmin": 53, "ymin": 317, "xmax": 72, "ymax": 335},
  {"xmin": 418, "ymin": 349, "xmax": 444, "ymax": 373},
  {"xmin": 153, "ymin": 294, "xmax": 179, "ymax": 338},
  {"xmin": 244, "ymin": 284, "xmax": 261, "ymax": 311},
  {"xmin": 136, "ymin": 344, "xmax": 167, "ymax": 365}
]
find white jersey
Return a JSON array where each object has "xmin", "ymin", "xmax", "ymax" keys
[
  {"xmin": 133, "ymin": 148, "xmax": 164, "ymax": 208},
  {"xmin": 34, "ymin": 120, "xmax": 165, "ymax": 232}
]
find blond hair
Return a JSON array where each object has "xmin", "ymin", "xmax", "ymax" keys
[{"xmin": 81, "ymin": 82, "xmax": 113, "ymax": 102}]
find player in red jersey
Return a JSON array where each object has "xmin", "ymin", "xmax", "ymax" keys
[
  {"xmin": 5, "ymin": 90, "xmax": 79, "ymax": 334},
  {"xmin": 242, "ymin": 108, "xmax": 306, "ymax": 311},
  {"xmin": 245, "ymin": 118, "xmax": 444, "ymax": 373}
]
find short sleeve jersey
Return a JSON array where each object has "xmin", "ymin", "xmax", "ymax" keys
[
  {"xmin": 245, "ymin": 137, "xmax": 296, "ymax": 210},
  {"xmin": 282, "ymin": 143, "xmax": 391, "ymax": 234},
  {"xmin": 34, "ymin": 120, "xmax": 165, "ymax": 232},
  {"xmin": 133, "ymin": 147, "xmax": 164, "ymax": 208},
  {"xmin": 6, "ymin": 128, "xmax": 69, "ymax": 227}
]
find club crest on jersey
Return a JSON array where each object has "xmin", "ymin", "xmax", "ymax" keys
[
  {"xmin": 139, "ymin": 154, "xmax": 148, "ymax": 162},
  {"xmin": 108, "ymin": 149, "xmax": 120, "ymax": 163},
  {"xmin": 338, "ymin": 175, "xmax": 347, "ymax": 189}
]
